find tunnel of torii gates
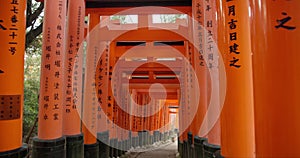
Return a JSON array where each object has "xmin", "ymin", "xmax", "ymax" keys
[{"xmin": 0, "ymin": 0, "xmax": 300, "ymax": 158}]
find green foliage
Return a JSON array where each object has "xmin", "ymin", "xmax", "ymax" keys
[
  {"xmin": 158, "ymin": 14, "xmax": 186, "ymax": 23},
  {"xmin": 26, "ymin": 33, "xmax": 42, "ymax": 55},
  {"xmin": 23, "ymin": 34, "xmax": 42, "ymax": 136},
  {"xmin": 110, "ymin": 15, "xmax": 128, "ymax": 24}
]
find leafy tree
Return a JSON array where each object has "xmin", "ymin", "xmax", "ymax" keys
[
  {"xmin": 23, "ymin": 0, "xmax": 44, "ymax": 136},
  {"xmin": 23, "ymin": 34, "xmax": 42, "ymax": 137},
  {"xmin": 23, "ymin": 55, "xmax": 40, "ymax": 136}
]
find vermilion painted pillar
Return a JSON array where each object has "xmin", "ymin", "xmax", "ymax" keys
[
  {"xmin": 143, "ymin": 93, "xmax": 150, "ymax": 145},
  {"xmin": 82, "ymin": 13, "xmax": 99, "ymax": 158},
  {"xmin": 160, "ymin": 101, "xmax": 165, "ymax": 141},
  {"xmin": 204, "ymin": 0, "xmax": 221, "ymax": 146},
  {"xmin": 122, "ymin": 85, "xmax": 130, "ymax": 151},
  {"xmin": 203, "ymin": 0, "xmax": 222, "ymax": 156},
  {"xmin": 153, "ymin": 98, "xmax": 160, "ymax": 143},
  {"xmin": 37, "ymin": 0, "xmax": 67, "ymax": 141},
  {"xmin": 0, "ymin": 1, "xmax": 28, "ymax": 157},
  {"xmin": 178, "ymin": 44, "xmax": 190, "ymax": 155},
  {"xmin": 33, "ymin": 0, "xmax": 67, "ymax": 157},
  {"xmin": 165, "ymin": 101, "xmax": 171, "ymax": 135},
  {"xmin": 178, "ymin": 88, "xmax": 184, "ymax": 142},
  {"xmin": 148, "ymin": 97, "xmax": 155, "ymax": 144},
  {"xmin": 112, "ymin": 63, "xmax": 121, "ymax": 156},
  {"xmin": 191, "ymin": 0, "xmax": 207, "ymax": 139},
  {"xmin": 158, "ymin": 100, "xmax": 164, "ymax": 141},
  {"xmin": 95, "ymin": 41, "xmax": 110, "ymax": 157},
  {"xmin": 137, "ymin": 93, "xmax": 144, "ymax": 146},
  {"xmin": 116, "ymin": 83, "xmax": 123, "ymax": 152},
  {"xmin": 95, "ymin": 43, "xmax": 109, "ymax": 133},
  {"xmin": 130, "ymin": 89, "xmax": 139, "ymax": 147},
  {"xmin": 178, "ymin": 87, "xmax": 186, "ymax": 157},
  {"xmin": 108, "ymin": 42, "xmax": 118, "ymax": 157},
  {"xmin": 217, "ymin": 0, "xmax": 255, "ymax": 157},
  {"xmin": 136, "ymin": 93, "xmax": 142, "ymax": 133},
  {"xmin": 191, "ymin": 2, "xmax": 209, "ymax": 155},
  {"xmin": 108, "ymin": 42, "xmax": 117, "ymax": 140},
  {"xmin": 250, "ymin": 1, "xmax": 300, "ymax": 157},
  {"xmin": 127, "ymin": 92, "xmax": 131, "ymax": 147},
  {"xmin": 63, "ymin": 0, "xmax": 84, "ymax": 137},
  {"xmin": 63, "ymin": 0, "xmax": 85, "ymax": 157}
]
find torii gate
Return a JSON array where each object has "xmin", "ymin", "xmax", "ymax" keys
[{"xmin": 1, "ymin": 0, "xmax": 300, "ymax": 158}]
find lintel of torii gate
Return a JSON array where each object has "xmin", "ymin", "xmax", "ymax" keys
[
  {"xmin": 103, "ymin": 27, "xmax": 187, "ymax": 42},
  {"xmin": 84, "ymin": 11, "xmax": 189, "ymax": 42},
  {"xmin": 136, "ymin": 91, "xmax": 178, "ymax": 100},
  {"xmin": 85, "ymin": 6, "xmax": 191, "ymax": 16}
]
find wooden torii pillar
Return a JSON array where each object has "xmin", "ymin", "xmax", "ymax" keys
[
  {"xmin": 0, "ymin": 1, "xmax": 28, "ymax": 157},
  {"xmin": 203, "ymin": 0, "xmax": 222, "ymax": 156},
  {"xmin": 178, "ymin": 87, "xmax": 187, "ymax": 156},
  {"xmin": 62, "ymin": 0, "xmax": 85, "ymax": 157},
  {"xmin": 121, "ymin": 84, "xmax": 131, "ymax": 151},
  {"xmin": 137, "ymin": 93, "xmax": 145, "ymax": 146},
  {"xmin": 191, "ymin": 2, "xmax": 207, "ymax": 156},
  {"xmin": 177, "ymin": 41, "xmax": 192, "ymax": 157},
  {"xmin": 95, "ymin": 41, "xmax": 110, "ymax": 157},
  {"xmin": 82, "ymin": 13, "xmax": 100, "ymax": 158},
  {"xmin": 141, "ymin": 93, "xmax": 150, "ymax": 145},
  {"xmin": 250, "ymin": 1, "xmax": 300, "ymax": 156},
  {"xmin": 148, "ymin": 97, "xmax": 156, "ymax": 144},
  {"xmin": 217, "ymin": 0, "xmax": 255, "ymax": 157},
  {"xmin": 107, "ymin": 41, "xmax": 118, "ymax": 157},
  {"xmin": 186, "ymin": 1, "xmax": 209, "ymax": 155},
  {"xmin": 130, "ymin": 89, "xmax": 139, "ymax": 147},
  {"xmin": 153, "ymin": 98, "xmax": 161, "ymax": 143},
  {"xmin": 113, "ymin": 66, "xmax": 123, "ymax": 157},
  {"xmin": 164, "ymin": 100, "xmax": 172, "ymax": 139},
  {"xmin": 158, "ymin": 99, "xmax": 165, "ymax": 141},
  {"xmin": 32, "ymin": 0, "xmax": 68, "ymax": 157}
]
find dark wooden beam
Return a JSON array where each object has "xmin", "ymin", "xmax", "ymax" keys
[{"xmin": 86, "ymin": 0, "xmax": 192, "ymax": 8}]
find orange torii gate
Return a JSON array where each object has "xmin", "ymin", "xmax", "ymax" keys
[
  {"xmin": 217, "ymin": 0, "xmax": 256, "ymax": 157},
  {"xmin": 32, "ymin": 0, "xmax": 68, "ymax": 157},
  {"xmin": 1, "ymin": 0, "xmax": 300, "ymax": 158},
  {"xmin": 250, "ymin": 1, "xmax": 300, "ymax": 156},
  {"xmin": 113, "ymin": 41, "xmax": 183, "ymax": 148},
  {"xmin": 63, "ymin": 0, "xmax": 85, "ymax": 158},
  {"xmin": 0, "ymin": 1, "xmax": 28, "ymax": 157}
]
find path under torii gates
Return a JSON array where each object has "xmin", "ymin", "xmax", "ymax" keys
[{"xmin": 0, "ymin": 0, "xmax": 300, "ymax": 158}]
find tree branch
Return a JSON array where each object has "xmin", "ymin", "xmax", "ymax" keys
[
  {"xmin": 26, "ymin": 22, "xmax": 43, "ymax": 48},
  {"xmin": 26, "ymin": 0, "xmax": 32, "ymax": 28},
  {"xmin": 26, "ymin": 2, "xmax": 44, "ymax": 28}
]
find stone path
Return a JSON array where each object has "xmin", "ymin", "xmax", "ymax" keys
[{"xmin": 124, "ymin": 140, "xmax": 178, "ymax": 158}]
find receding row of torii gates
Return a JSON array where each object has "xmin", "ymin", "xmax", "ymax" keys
[{"xmin": 0, "ymin": 0, "xmax": 299, "ymax": 158}]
